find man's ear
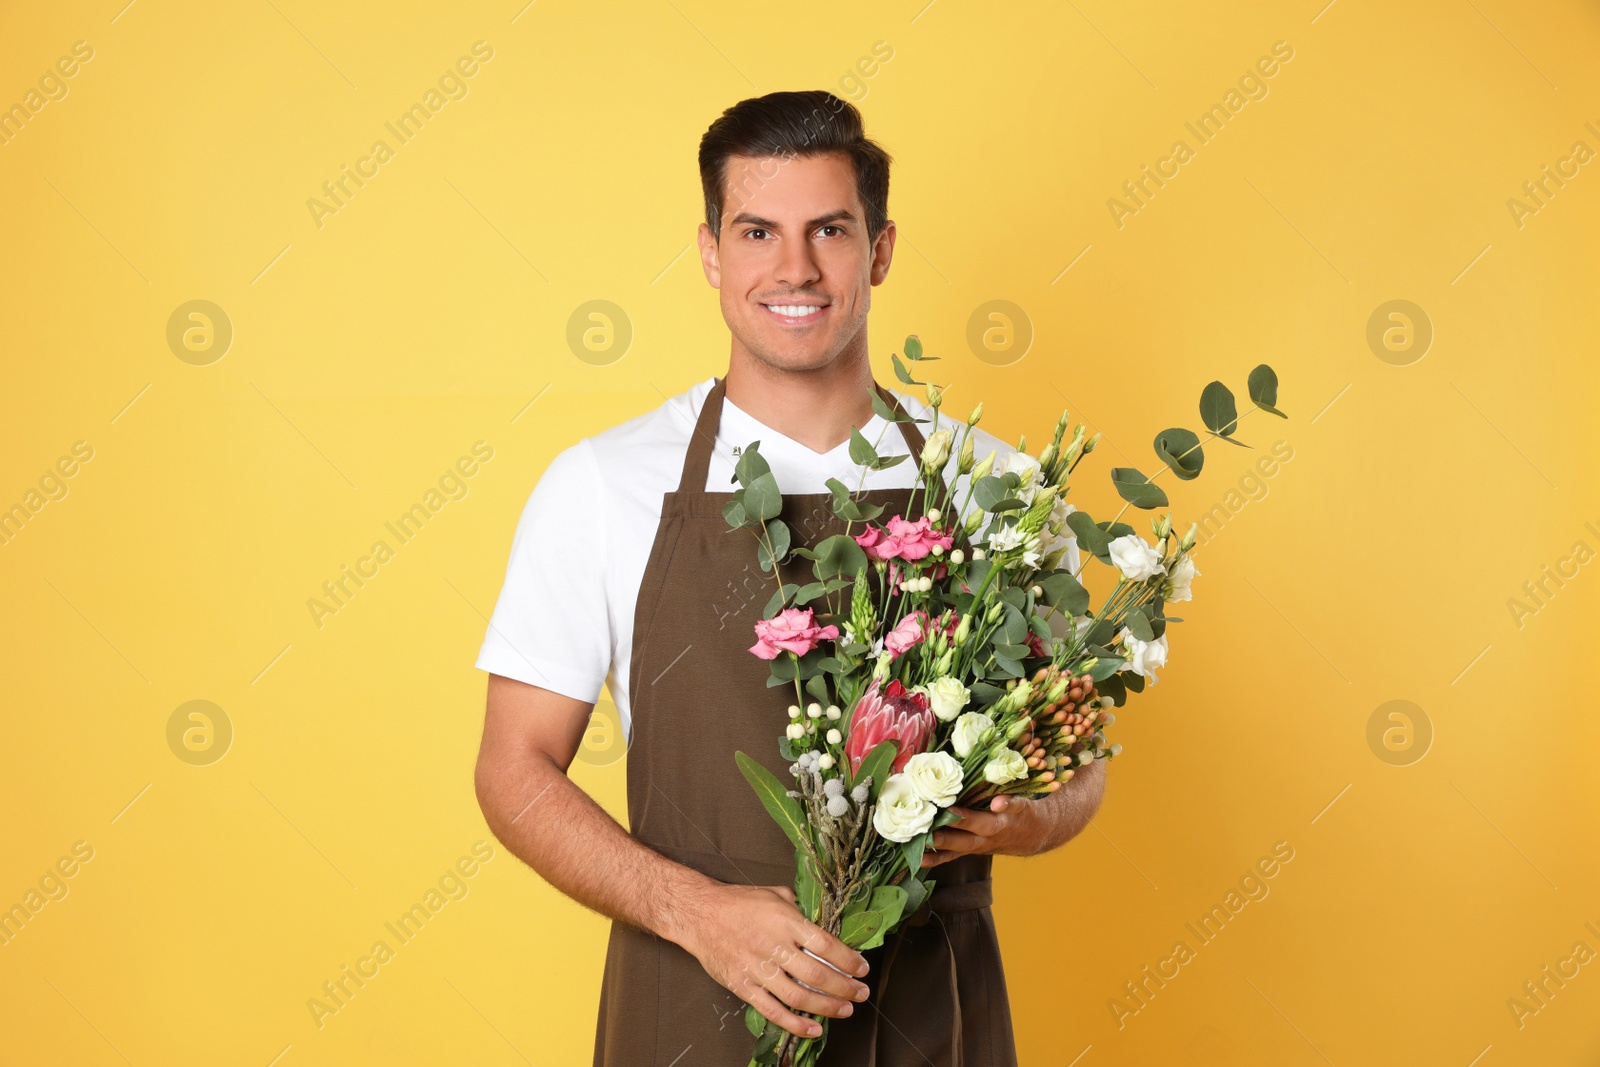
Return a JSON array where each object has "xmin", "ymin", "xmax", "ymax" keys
[
  {"xmin": 697, "ymin": 222, "xmax": 722, "ymax": 288},
  {"xmin": 869, "ymin": 220, "xmax": 896, "ymax": 286}
]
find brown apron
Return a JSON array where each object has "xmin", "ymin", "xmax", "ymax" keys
[{"xmin": 592, "ymin": 375, "xmax": 1019, "ymax": 1066}]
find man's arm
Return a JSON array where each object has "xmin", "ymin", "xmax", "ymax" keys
[
  {"xmin": 473, "ymin": 673, "xmax": 872, "ymax": 1038},
  {"xmin": 921, "ymin": 756, "xmax": 1107, "ymax": 867}
]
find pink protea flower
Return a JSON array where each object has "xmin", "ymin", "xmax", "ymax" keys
[
  {"xmin": 844, "ymin": 679, "xmax": 936, "ymax": 775},
  {"xmin": 749, "ymin": 608, "xmax": 840, "ymax": 661}
]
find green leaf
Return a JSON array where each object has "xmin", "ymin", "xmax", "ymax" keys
[
  {"xmin": 891, "ymin": 353, "xmax": 921, "ymax": 386},
  {"xmin": 854, "ymin": 885, "xmax": 909, "ymax": 950},
  {"xmin": 900, "ymin": 830, "xmax": 931, "ymax": 879},
  {"xmin": 850, "ymin": 739, "xmax": 899, "ymax": 794},
  {"xmin": 744, "ymin": 472, "xmax": 782, "ymax": 521},
  {"xmin": 1125, "ymin": 670, "xmax": 1147, "ymax": 693},
  {"xmin": 794, "ymin": 581, "xmax": 827, "ymax": 605},
  {"xmin": 1199, "ymin": 381, "xmax": 1239, "ymax": 437},
  {"xmin": 1001, "ymin": 603, "xmax": 1029, "ymax": 643},
  {"xmin": 991, "ymin": 654, "xmax": 1024, "ymax": 679},
  {"xmin": 1247, "ymin": 364, "xmax": 1286, "ymax": 418},
  {"xmin": 721, "ymin": 497, "xmax": 746, "ymax": 529},
  {"xmin": 933, "ymin": 808, "xmax": 965, "ymax": 829},
  {"xmin": 1039, "ymin": 570, "xmax": 1090, "ymax": 615},
  {"xmin": 1065, "ymin": 510, "xmax": 1111, "ymax": 554},
  {"xmin": 752, "ymin": 1023, "xmax": 782, "ymax": 1062},
  {"xmin": 1084, "ymin": 618, "xmax": 1116, "ymax": 646},
  {"xmin": 902, "ymin": 875, "xmax": 930, "ymax": 918},
  {"xmin": 1095, "ymin": 673, "xmax": 1126, "ymax": 707},
  {"xmin": 734, "ymin": 443, "xmax": 771, "ymax": 485},
  {"xmin": 904, "ymin": 335, "xmax": 924, "ymax": 361},
  {"xmin": 1089, "ymin": 656, "xmax": 1126, "ymax": 681},
  {"xmin": 764, "ymin": 583, "xmax": 799, "ymax": 616},
  {"xmin": 1124, "ymin": 608, "xmax": 1154, "ymax": 642},
  {"xmin": 813, "ymin": 533, "xmax": 868, "ymax": 581},
  {"xmin": 1152, "ymin": 427, "xmax": 1204, "ymax": 481},
  {"xmin": 1110, "ymin": 468, "xmax": 1169, "ymax": 509},
  {"xmin": 972, "ymin": 476, "xmax": 1016, "ymax": 512},
  {"xmin": 848, "ymin": 426, "xmax": 879, "ymax": 467},
  {"xmin": 757, "ymin": 520, "xmax": 791, "ymax": 572},
  {"xmin": 795, "ymin": 853, "xmax": 820, "ymax": 921},
  {"xmin": 994, "ymin": 642, "xmax": 1032, "ymax": 660},
  {"xmin": 805, "ymin": 673, "xmax": 830, "ymax": 704},
  {"xmin": 841, "ymin": 909, "xmax": 884, "ymax": 948},
  {"xmin": 735, "ymin": 751, "xmax": 808, "ymax": 851},
  {"xmin": 745, "ymin": 1003, "xmax": 767, "ymax": 1038}
]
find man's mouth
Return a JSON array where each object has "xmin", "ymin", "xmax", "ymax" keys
[{"xmin": 761, "ymin": 302, "xmax": 829, "ymax": 325}]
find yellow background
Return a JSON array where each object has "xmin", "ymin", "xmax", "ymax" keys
[{"xmin": 2, "ymin": 0, "xmax": 1597, "ymax": 1063}]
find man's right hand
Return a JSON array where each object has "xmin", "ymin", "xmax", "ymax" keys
[{"xmin": 674, "ymin": 882, "xmax": 872, "ymax": 1039}]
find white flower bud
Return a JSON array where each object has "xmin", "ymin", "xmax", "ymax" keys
[
  {"xmin": 826, "ymin": 728, "xmax": 842, "ymax": 745},
  {"xmin": 787, "ymin": 705, "xmax": 801, "ymax": 719},
  {"xmin": 806, "ymin": 702, "xmax": 822, "ymax": 718},
  {"xmin": 950, "ymin": 549, "xmax": 965, "ymax": 565},
  {"xmin": 818, "ymin": 753, "xmax": 835, "ymax": 770},
  {"xmin": 786, "ymin": 723, "xmax": 805, "ymax": 740},
  {"xmin": 972, "ymin": 548, "xmax": 986, "ymax": 560},
  {"xmin": 928, "ymin": 508, "xmax": 942, "ymax": 521},
  {"xmin": 826, "ymin": 705, "xmax": 841, "ymax": 720}
]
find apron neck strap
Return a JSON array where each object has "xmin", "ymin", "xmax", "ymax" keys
[{"xmin": 677, "ymin": 375, "xmax": 930, "ymax": 496}]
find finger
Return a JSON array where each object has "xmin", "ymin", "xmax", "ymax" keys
[
  {"xmin": 770, "ymin": 886, "xmax": 798, "ymax": 906},
  {"xmin": 929, "ymin": 828, "xmax": 984, "ymax": 855},
  {"xmin": 766, "ymin": 968, "xmax": 856, "ymax": 1021},
  {"xmin": 794, "ymin": 922, "xmax": 870, "ymax": 980},
  {"xmin": 744, "ymin": 985, "xmax": 824, "ymax": 1039},
  {"xmin": 945, "ymin": 809, "xmax": 1005, "ymax": 837},
  {"xmin": 785, "ymin": 942, "xmax": 871, "ymax": 1003},
  {"xmin": 922, "ymin": 848, "xmax": 957, "ymax": 868},
  {"xmin": 990, "ymin": 795, "xmax": 1011, "ymax": 813}
]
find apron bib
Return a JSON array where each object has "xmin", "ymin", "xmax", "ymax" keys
[{"xmin": 592, "ymin": 375, "xmax": 1019, "ymax": 1066}]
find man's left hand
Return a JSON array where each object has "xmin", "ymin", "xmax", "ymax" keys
[{"xmin": 921, "ymin": 795, "xmax": 1045, "ymax": 868}]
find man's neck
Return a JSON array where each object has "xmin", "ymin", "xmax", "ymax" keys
[{"xmin": 722, "ymin": 350, "xmax": 880, "ymax": 456}]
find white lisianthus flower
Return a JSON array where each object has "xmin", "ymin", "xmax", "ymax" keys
[
  {"xmin": 987, "ymin": 523, "xmax": 1041, "ymax": 569},
  {"xmin": 1117, "ymin": 627, "xmax": 1170, "ymax": 684},
  {"xmin": 872, "ymin": 774, "xmax": 938, "ymax": 842},
  {"xmin": 920, "ymin": 676, "xmax": 971, "ymax": 722},
  {"xmin": 920, "ymin": 427, "xmax": 954, "ymax": 473},
  {"xmin": 904, "ymin": 751, "xmax": 964, "ymax": 807},
  {"xmin": 1107, "ymin": 534, "xmax": 1166, "ymax": 582},
  {"xmin": 995, "ymin": 451, "xmax": 1044, "ymax": 504},
  {"xmin": 1164, "ymin": 557, "xmax": 1200, "ymax": 602},
  {"xmin": 951, "ymin": 712, "xmax": 996, "ymax": 758},
  {"xmin": 982, "ymin": 748, "xmax": 1029, "ymax": 785}
]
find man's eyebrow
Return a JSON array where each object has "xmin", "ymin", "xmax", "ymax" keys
[{"xmin": 727, "ymin": 209, "xmax": 858, "ymax": 230}]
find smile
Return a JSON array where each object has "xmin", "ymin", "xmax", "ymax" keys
[{"xmin": 762, "ymin": 303, "xmax": 828, "ymax": 324}]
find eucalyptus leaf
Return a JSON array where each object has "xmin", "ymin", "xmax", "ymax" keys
[
  {"xmin": 904, "ymin": 335, "xmax": 924, "ymax": 361},
  {"xmin": 1247, "ymin": 363, "xmax": 1285, "ymax": 416},
  {"xmin": 1039, "ymin": 570, "xmax": 1090, "ymax": 615},
  {"xmin": 892, "ymin": 353, "xmax": 920, "ymax": 386},
  {"xmin": 1065, "ymin": 510, "xmax": 1111, "ymax": 553},
  {"xmin": 1152, "ymin": 427, "xmax": 1204, "ymax": 481},
  {"xmin": 972, "ymin": 476, "xmax": 1013, "ymax": 512},
  {"xmin": 813, "ymin": 533, "xmax": 868, "ymax": 581},
  {"xmin": 1200, "ymin": 381, "xmax": 1239, "ymax": 437},
  {"xmin": 1110, "ymin": 467, "xmax": 1169, "ymax": 509},
  {"xmin": 721, "ymin": 497, "xmax": 746, "ymax": 529},
  {"xmin": 1124, "ymin": 609, "xmax": 1154, "ymax": 642},
  {"xmin": 735, "ymin": 444, "xmax": 771, "ymax": 485},
  {"xmin": 848, "ymin": 426, "xmax": 879, "ymax": 467},
  {"xmin": 744, "ymin": 472, "xmax": 782, "ymax": 521},
  {"xmin": 757, "ymin": 520, "xmax": 792, "ymax": 572}
]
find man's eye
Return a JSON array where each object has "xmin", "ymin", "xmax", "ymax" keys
[
  {"xmin": 818, "ymin": 225, "xmax": 843, "ymax": 237},
  {"xmin": 745, "ymin": 228, "xmax": 769, "ymax": 240}
]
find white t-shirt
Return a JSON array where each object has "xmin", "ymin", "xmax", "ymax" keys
[{"xmin": 474, "ymin": 376, "xmax": 1014, "ymax": 743}]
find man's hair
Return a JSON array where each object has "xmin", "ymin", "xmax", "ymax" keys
[{"xmin": 698, "ymin": 90, "xmax": 893, "ymax": 243}]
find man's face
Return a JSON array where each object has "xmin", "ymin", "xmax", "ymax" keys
[{"xmin": 698, "ymin": 151, "xmax": 895, "ymax": 373}]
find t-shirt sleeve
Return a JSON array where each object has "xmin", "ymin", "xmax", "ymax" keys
[{"xmin": 474, "ymin": 439, "xmax": 612, "ymax": 703}]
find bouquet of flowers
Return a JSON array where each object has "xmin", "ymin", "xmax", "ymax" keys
[{"xmin": 725, "ymin": 336, "xmax": 1287, "ymax": 1066}]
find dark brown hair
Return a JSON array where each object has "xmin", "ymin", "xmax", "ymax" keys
[{"xmin": 698, "ymin": 90, "xmax": 893, "ymax": 243}]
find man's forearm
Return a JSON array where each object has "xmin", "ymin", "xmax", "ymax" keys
[
  {"xmin": 475, "ymin": 750, "xmax": 716, "ymax": 946},
  {"xmin": 1028, "ymin": 757, "xmax": 1107, "ymax": 855}
]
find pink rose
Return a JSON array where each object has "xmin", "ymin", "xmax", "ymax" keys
[
  {"xmin": 883, "ymin": 611, "xmax": 928, "ymax": 658},
  {"xmin": 854, "ymin": 514, "xmax": 954, "ymax": 563},
  {"xmin": 749, "ymin": 607, "xmax": 840, "ymax": 661}
]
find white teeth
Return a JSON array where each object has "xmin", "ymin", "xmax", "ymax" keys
[{"xmin": 765, "ymin": 305, "xmax": 823, "ymax": 317}]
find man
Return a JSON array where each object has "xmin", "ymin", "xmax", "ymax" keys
[{"xmin": 473, "ymin": 90, "xmax": 1106, "ymax": 1066}]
